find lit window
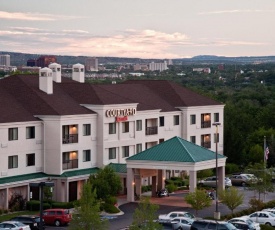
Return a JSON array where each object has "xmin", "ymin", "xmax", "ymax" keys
[
  {"xmin": 136, "ymin": 120, "xmax": 142, "ymax": 131},
  {"xmin": 174, "ymin": 115, "xmax": 180, "ymax": 125},
  {"xmin": 122, "ymin": 146, "xmax": 129, "ymax": 158},
  {"xmin": 83, "ymin": 124, "xmax": 91, "ymax": 136},
  {"xmin": 109, "ymin": 148, "xmax": 116, "ymax": 159},
  {"xmin": 26, "ymin": 153, "xmax": 35, "ymax": 166},
  {"xmin": 83, "ymin": 150, "xmax": 91, "ymax": 162},
  {"xmin": 8, "ymin": 155, "xmax": 18, "ymax": 169},
  {"xmin": 26, "ymin": 126, "xmax": 35, "ymax": 139},
  {"xmin": 109, "ymin": 123, "xmax": 116, "ymax": 134},
  {"xmin": 9, "ymin": 128, "xmax": 18, "ymax": 141}
]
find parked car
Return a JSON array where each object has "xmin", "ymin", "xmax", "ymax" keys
[
  {"xmin": 158, "ymin": 211, "xmax": 195, "ymax": 224},
  {"xmin": 171, "ymin": 217, "xmax": 194, "ymax": 230},
  {"xmin": 262, "ymin": 208, "xmax": 275, "ymax": 215},
  {"xmin": 9, "ymin": 216, "xmax": 44, "ymax": 230},
  {"xmin": 0, "ymin": 221, "xmax": 31, "ymax": 230},
  {"xmin": 198, "ymin": 176, "xmax": 232, "ymax": 188},
  {"xmin": 190, "ymin": 219, "xmax": 236, "ymax": 230},
  {"xmin": 156, "ymin": 188, "xmax": 169, "ymax": 197},
  {"xmin": 246, "ymin": 211, "xmax": 275, "ymax": 226},
  {"xmin": 43, "ymin": 208, "xmax": 72, "ymax": 226},
  {"xmin": 229, "ymin": 174, "xmax": 257, "ymax": 186},
  {"xmin": 230, "ymin": 221, "xmax": 255, "ymax": 230},
  {"xmin": 228, "ymin": 216, "xmax": 260, "ymax": 230}
]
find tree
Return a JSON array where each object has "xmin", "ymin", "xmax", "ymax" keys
[
  {"xmin": 218, "ymin": 187, "xmax": 244, "ymax": 214},
  {"xmin": 130, "ymin": 196, "xmax": 162, "ymax": 230},
  {"xmin": 69, "ymin": 182, "xmax": 108, "ymax": 230},
  {"xmin": 89, "ymin": 166, "xmax": 122, "ymax": 201},
  {"xmin": 184, "ymin": 189, "xmax": 212, "ymax": 216}
]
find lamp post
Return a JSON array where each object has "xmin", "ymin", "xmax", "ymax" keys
[
  {"xmin": 29, "ymin": 182, "xmax": 54, "ymax": 230},
  {"xmin": 212, "ymin": 122, "xmax": 221, "ymax": 220}
]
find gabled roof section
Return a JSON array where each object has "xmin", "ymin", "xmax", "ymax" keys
[
  {"xmin": 123, "ymin": 80, "xmax": 223, "ymax": 107},
  {"xmin": 127, "ymin": 136, "xmax": 226, "ymax": 163},
  {"xmin": 108, "ymin": 163, "xmax": 127, "ymax": 173}
]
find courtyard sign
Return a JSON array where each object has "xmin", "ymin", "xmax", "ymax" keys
[{"xmin": 106, "ymin": 108, "xmax": 136, "ymax": 117}]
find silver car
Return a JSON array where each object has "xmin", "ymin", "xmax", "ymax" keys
[
  {"xmin": 171, "ymin": 217, "xmax": 194, "ymax": 230},
  {"xmin": 198, "ymin": 176, "xmax": 232, "ymax": 188},
  {"xmin": 0, "ymin": 221, "xmax": 31, "ymax": 230}
]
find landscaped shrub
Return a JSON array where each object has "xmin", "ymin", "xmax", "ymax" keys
[
  {"xmin": 8, "ymin": 193, "xmax": 26, "ymax": 211},
  {"xmin": 26, "ymin": 200, "xmax": 51, "ymax": 211},
  {"xmin": 102, "ymin": 203, "xmax": 120, "ymax": 214},
  {"xmin": 105, "ymin": 196, "xmax": 117, "ymax": 205},
  {"xmin": 166, "ymin": 183, "xmax": 177, "ymax": 193},
  {"xmin": 51, "ymin": 202, "xmax": 73, "ymax": 209}
]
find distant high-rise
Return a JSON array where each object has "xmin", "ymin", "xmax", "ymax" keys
[
  {"xmin": 149, "ymin": 61, "xmax": 168, "ymax": 72},
  {"xmin": 36, "ymin": 56, "xmax": 57, "ymax": 68},
  {"xmin": 0, "ymin": 55, "xmax": 11, "ymax": 66},
  {"xmin": 27, "ymin": 59, "xmax": 37, "ymax": 67},
  {"xmin": 85, "ymin": 57, "xmax": 98, "ymax": 71}
]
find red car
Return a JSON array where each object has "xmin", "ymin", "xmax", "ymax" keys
[{"xmin": 43, "ymin": 208, "xmax": 72, "ymax": 226}]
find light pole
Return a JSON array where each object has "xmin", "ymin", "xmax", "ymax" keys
[
  {"xmin": 29, "ymin": 182, "xmax": 54, "ymax": 230},
  {"xmin": 212, "ymin": 122, "xmax": 221, "ymax": 220}
]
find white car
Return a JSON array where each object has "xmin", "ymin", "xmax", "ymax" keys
[
  {"xmin": 262, "ymin": 208, "xmax": 275, "ymax": 215},
  {"xmin": 247, "ymin": 211, "xmax": 275, "ymax": 226},
  {"xmin": 0, "ymin": 221, "xmax": 31, "ymax": 230},
  {"xmin": 171, "ymin": 217, "xmax": 194, "ymax": 230},
  {"xmin": 228, "ymin": 216, "xmax": 260, "ymax": 230},
  {"xmin": 158, "ymin": 211, "xmax": 195, "ymax": 224},
  {"xmin": 198, "ymin": 176, "xmax": 232, "ymax": 188}
]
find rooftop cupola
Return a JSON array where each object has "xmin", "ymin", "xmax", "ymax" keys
[
  {"xmin": 39, "ymin": 67, "xmax": 53, "ymax": 94},
  {"xmin": 72, "ymin": 63, "xmax": 85, "ymax": 83},
  {"xmin": 49, "ymin": 63, "xmax": 61, "ymax": 83}
]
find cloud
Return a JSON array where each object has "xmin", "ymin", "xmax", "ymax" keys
[
  {"xmin": 0, "ymin": 26, "xmax": 268, "ymax": 58},
  {"xmin": 0, "ymin": 11, "xmax": 83, "ymax": 21},
  {"xmin": 198, "ymin": 9, "xmax": 275, "ymax": 15}
]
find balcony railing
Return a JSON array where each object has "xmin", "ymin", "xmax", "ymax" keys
[
  {"xmin": 145, "ymin": 126, "xmax": 158, "ymax": 135},
  {"xmin": 201, "ymin": 141, "xmax": 211, "ymax": 149},
  {"xmin": 62, "ymin": 159, "xmax": 78, "ymax": 170},
  {"xmin": 201, "ymin": 121, "xmax": 211, "ymax": 128},
  {"xmin": 62, "ymin": 134, "xmax": 78, "ymax": 144}
]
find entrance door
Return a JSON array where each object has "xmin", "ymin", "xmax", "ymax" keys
[{"xmin": 69, "ymin": 181, "xmax": 77, "ymax": 202}]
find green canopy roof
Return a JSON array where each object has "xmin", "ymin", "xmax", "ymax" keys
[
  {"xmin": 127, "ymin": 136, "xmax": 226, "ymax": 163},
  {"xmin": 108, "ymin": 163, "xmax": 127, "ymax": 173}
]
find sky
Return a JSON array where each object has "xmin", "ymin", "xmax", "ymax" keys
[{"xmin": 1, "ymin": 0, "xmax": 275, "ymax": 59}]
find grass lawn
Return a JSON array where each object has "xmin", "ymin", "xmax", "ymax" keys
[{"xmin": 0, "ymin": 211, "xmax": 38, "ymax": 222}]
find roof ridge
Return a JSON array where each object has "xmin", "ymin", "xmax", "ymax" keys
[{"xmin": 175, "ymin": 137, "xmax": 196, "ymax": 162}]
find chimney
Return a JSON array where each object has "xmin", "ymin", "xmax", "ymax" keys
[
  {"xmin": 49, "ymin": 63, "xmax": 61, "ymax": 83},
  {"xmin": 72, "ymin": 63, "xmax": 85, "ymax": 83},
  {"xmin": 39, "ymin": 67, "xmax": 53, "ymax": 94}
]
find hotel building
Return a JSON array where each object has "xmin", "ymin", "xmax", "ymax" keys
[{"xmin": 0, "ymin": 63, "xmax": 225, "ymax": 209}]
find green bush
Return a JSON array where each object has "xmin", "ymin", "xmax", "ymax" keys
[
  {"xmin": 102, "ymin": 203, "xmax": 120, "ymax": 214},
  {"xmin": 141, "ymin": 185, "xmax": 148, "ymax": 193},
  {"xmin": 26, "ymin": 200, "xmax": 51, "ymax": 211},
  {"xmin": 51, "ymin": 202, "xmax": 74, "ymax": 209},
  {"xmin": 225, "ymin": 163, "xmax": 240, "ymax": 174},
  {"xmin": 105, "ymin": 196, "xmax": 117, "ymax": 205},
  {"xmin": 261, "ymin": 224, "xmax": 274, "ymax": 230},
  {"xmin": 166, "ymin": 184, "xmax": 177, "ymax": 193}
]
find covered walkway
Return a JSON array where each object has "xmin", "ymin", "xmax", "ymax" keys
[{"xmin": 126, "ymin": 136, "xmax": 227, "ymax": 202}]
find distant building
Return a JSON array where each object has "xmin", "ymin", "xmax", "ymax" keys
[
  {"xmin": 17, "ymin": 66, "xmax": 41, "ymax": 73},
  {"xmin": 166, "ymin": 59, "xmax": 173, "ymax": 65},
  {"xmin": 36, "ymin": 56, "xmax": 57, "ymax": 68},
  {"xmin": 27, "ymin": 59, "xmax": 37, "ymax": 67},
  {"xmin": 129, "ymin": 73, "xmax": 145, "ymax": 77},
  {"xmin": 218, "ymin": 64, "xmax": 224, "ymax": 71},
  {"xmin": 133, "ymin": 64, "xmax": 148, "ymax": 71},
  {"xmin": 149, "ymin": 61, "xmax": 168, "ymax": 72},
  {"xmin": 0, "ymin": 55, "xmax": 10, "ymax": 67},
  {"xmin": 193, "ymin": 68, "xmax": 211, "ymax": 74},
  {"xmin": 85, "ymin": 57, "xmax": 98, "ymax": 71}
]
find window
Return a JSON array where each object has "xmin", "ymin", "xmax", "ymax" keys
[
  {"xmin": 9, "ymin": 128, "xmax": 18, "ymax": 141},
  {"xmin": 214, "ymin": 113, "xmax": 219, "ymax": 122},
  {"xmin": 201, "ymin": 113, "xmax": 211, "ymax": 128},
  {"xmin": 190, "ymin": 115, "xmax": 196, "ymax": 125},
  {"xmin": 159, "ymin": 116, "xmax": 164, "ymax": 127},
  {"xmin": 136, "ymin": 120, "xmax": 142, "ymax": 131},
  {"xmin": 83, "ymin": 150, "xmax": 91, "ymax": 162},
  {"xmin": 62, "ymin": 151, "xmax": 78, "ymax": 170},
  {"xmin": 122, "ymin": 146, "xmax": 129, "ymax": 158},
  {"xmin": 214, "ymin": 133, "xmax": 220, "ymax": 143},
  {"xmin": 83, "ymin": 124, "xmax": 91, "ymax": 136},
  {"xmin": 8, "ymin": 155, "xmax": 18, "ymax": 169},
  {"xmin": 122, "ymin": 122, "xmax": 129, "ymax": 133},
  {"xmin": 201, "ymin": 134, "xmax": 211, "ymax": 148},
  {"xmin": 109, "ymin": 148, "xmax": 116, "ymax": 159},
  {"xmin": 109, "ymin": 123, "xmax": 116, "ymax": 134},
  {"xmin": 26, "ymin": 126, "xmax": 35, "ymax": 139},
  {"xmin": 190, "ymin": 136, "xmax": 196, "ymax": 143},
  {"xmin": 136, "ymin": 144, "xmax": 142, "ymax": 154},
  {"xmin": 173, "ymin": 115, "xmax": 180, "ymax": 125},
  {"xmin": 26, "ymin": 153, "xmax": 35, "ymax": 166}
]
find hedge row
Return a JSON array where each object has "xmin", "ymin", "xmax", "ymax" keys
[{"xmin": 26, "ymin": 200, "xmax": 74, "ymax": 211}]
